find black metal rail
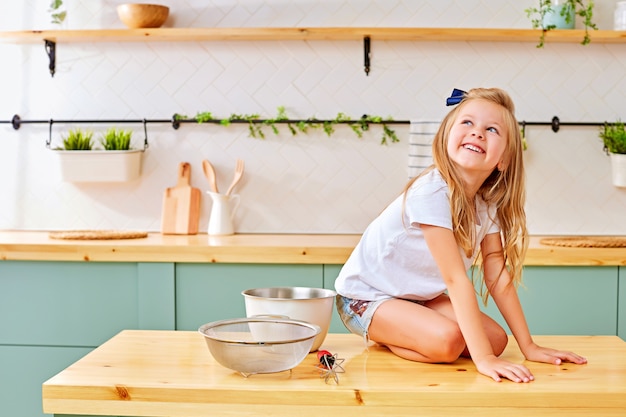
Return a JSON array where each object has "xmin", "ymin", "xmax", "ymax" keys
[{"xmin": 0, "ymin": 114, "xmax": 610, "ymax": 134}]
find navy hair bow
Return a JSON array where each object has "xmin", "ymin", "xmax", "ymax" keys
[{"xmin": 446, "ymin": 88, "xmax": 467, "ymax": 106}]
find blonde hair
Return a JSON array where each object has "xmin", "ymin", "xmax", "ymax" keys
[{"xmin": 404, "ymin": 88, "xmax": 528, "ymax": 298}]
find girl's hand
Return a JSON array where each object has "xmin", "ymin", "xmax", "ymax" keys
[
  {"xmin": 523, "ymin": 343, "xmax": 588, "ymax": 366},
  {"xmin": 475, "ymin": 355, "xmax": 534, "ymax": 383}
]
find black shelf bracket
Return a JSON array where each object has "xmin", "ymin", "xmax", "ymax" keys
[
  {"xmin": 364, "ymin": 36, "xmax": 371, "ymax": 76},
  {"xmin": 44, "ymin": 40, "xmax": 56, "ymax": 77}
]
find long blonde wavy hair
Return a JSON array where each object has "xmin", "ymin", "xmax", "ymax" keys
[{"xmin": 404, "ymin": 88, "xmax": 528, "ymax": 297}]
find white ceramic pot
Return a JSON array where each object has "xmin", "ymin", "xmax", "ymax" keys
[
  {"xmin": 610, "ymin": 152, "xmax": 626, "ymax": 188},
  {"xmin": 242, "ymin": 287, "xmax": 336, "ymax": 352},
  {"xmin": 54, "ymin": 149, "xmax": 144, "ymax": 182}
]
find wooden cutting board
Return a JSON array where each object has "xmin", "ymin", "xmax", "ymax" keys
[{"xmin": 161, "ymin": 162, "xmax": 201, "ymax": 235}]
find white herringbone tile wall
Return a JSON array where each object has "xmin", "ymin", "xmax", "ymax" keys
[{"xmin": 0, "ymin": 0, "xmax": 625, "ymax": 234}]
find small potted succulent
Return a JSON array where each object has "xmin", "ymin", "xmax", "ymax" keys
[
  {"xmin": 525, "ymin": 0, "xmax": 597, "ymax": 47},
  {"xmin": 599, "ymin": 121, "xmax": 626, "ymax": 188},
  {"xmin": 53, "ymin": 127, "xmax": 144, "ymax": 182}
]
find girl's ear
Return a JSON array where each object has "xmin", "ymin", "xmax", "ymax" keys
[{"xmin": 497, "ymin": 160, "xmax": 506, "ymax": 172}]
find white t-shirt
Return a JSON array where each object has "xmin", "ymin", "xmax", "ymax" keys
[{"xmin": 335, "ymin": 169, "xmax": 500, "ymax": 302}]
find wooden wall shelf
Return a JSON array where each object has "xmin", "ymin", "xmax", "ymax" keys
[
  {"xmin": 1, "ymin": 27, "xmax": 626, "ymax": 44},
  {"xmin": 1, "ymin": 27, "xmax": 624, "ymax": 76}
]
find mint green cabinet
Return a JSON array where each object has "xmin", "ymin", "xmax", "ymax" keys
[
  {"xmin": 479, "ymin": 266, "xmax": 618, "ymax": 336},
  {"xmin": 0, "ymin": 345, "xmax": 93, "ymax": 417},
  {"xmin": 0, "ymin": 261, "xmax": 174, "ymax": 417},
  {"xmin": 0, "ymin": 260, "xmax": 623, "ymax": 417},
  {"xmin": 327, "ymin": 265, "xmax": 621, "ymax": 337},
  {"xmin": 1, "ymin": 261, "xmax": 139, "ymax": 346},
  {"xmin": 175, "ymin": 263, "xmax": 324, "ymax": 330}
]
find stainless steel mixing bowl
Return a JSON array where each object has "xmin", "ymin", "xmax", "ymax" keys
[{"xmin": 242, "ymin": 287, "xmax": 336, "ymax": 352}]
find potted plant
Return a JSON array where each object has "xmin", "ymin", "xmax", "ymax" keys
[
  {"xmin": 525, "ymin": 0, "xmax": 597, "ymax": 47},
  {"xmin": 599, "ymin": 121, "xmax": 626, "ymax": 188},
  {"xmin": 53, "ymin": 127, "xmax": 144, "ymax": 182}
]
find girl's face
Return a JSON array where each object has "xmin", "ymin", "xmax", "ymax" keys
[{"xmin": 447, "ymin": 99, "xmax": 508, "ymax": 183}]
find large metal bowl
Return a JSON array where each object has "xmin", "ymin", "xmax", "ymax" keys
[
  {"xmin": 198, "ymin": 317, "xmax": 320, "ymax": 377},
  {"xmin": 242, "ymin": 287, "xmax": 336, "ymax": 352}
]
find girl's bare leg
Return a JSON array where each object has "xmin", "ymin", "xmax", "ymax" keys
[{"xmin": 367, "ymin": 294, "xmax": 508, "ymax": 363}]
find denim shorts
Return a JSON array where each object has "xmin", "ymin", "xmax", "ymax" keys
[
  {"xmin": 336, "ymin": 295, "xmax": 389, "ymax": 344},
  {"xmin": 336, "ymin": 295, "xmax": 428, "ymax": 344}
]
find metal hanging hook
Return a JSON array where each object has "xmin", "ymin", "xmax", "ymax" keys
[
  {"xmin": 46, "ymin": 119, "xmax": 54, "ymax": 148},
  {"xmin": 142, "ymin": 119, "xmax": 149, "ymax": 150}
]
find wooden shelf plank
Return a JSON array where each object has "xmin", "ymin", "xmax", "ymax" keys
[{"xmin": 0, "ymin": 27, "xmax": 625, "ymax": 44}]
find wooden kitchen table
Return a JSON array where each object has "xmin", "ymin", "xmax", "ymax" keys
[{"xmin": 43, "ymin": 331, "xmax": 626, "ymax": 417}]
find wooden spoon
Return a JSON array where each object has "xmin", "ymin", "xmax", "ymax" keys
[
  {"xmin": 225, "ymin": 159, "xmax": 245, "ymax": 196},
  {"xmin": 202, "ymin": 159, "xmax": 219, "ymax": 193}
]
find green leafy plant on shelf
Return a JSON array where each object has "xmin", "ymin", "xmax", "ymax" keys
[
  {"xmin": 599, "ymin": 121, "xmax": 626, "ymax": 155},
  {"xmin": 48, "ymin": 0, "xmax": 67, "ymax": 25},
  {"xmin": 100, "ymin": 128, "xmax": 133, "ymax": 150},
  {"xmin": 525, "ymin": 0, "xmax": 597, "ymax": 47},
  {"xmin": 58, "ymin": 128, "xmax": 94, "ymax": 150},
  {"xmin": 176, "ymin": 106, "xmax": 400, "ymax": 145},
  {"xmin": 599, "ymin": 121, "xmax": 626, "ymax": 187}
]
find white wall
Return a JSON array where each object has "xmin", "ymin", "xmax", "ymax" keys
[{"xmin": 0, "ymin": 0, "xmax": 625, "ymax": 235}]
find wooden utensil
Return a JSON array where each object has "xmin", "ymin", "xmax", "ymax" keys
[
  {"xmin": 225, "ymin": 159, "xmax": 244, "ymax": 196},
  {"xmin": 202, "ymin": 159, "xmax": 219, "ymax": 193},
  {"xmin": 161, "ymin": 162, "xmax": 201, "ymax": 235}
]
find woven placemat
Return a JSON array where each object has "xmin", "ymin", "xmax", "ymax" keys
[
  {"xmin": 540, "ymin": 236, "xmax": 626, "ymax": 248},
  {"xmin": 49, "ymin": 230, "xmax": 148, "ymax": 240}
]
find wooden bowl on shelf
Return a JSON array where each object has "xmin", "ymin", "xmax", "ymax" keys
[{"xmin": 117, "ymin": 3, "xmax": 169, "ymax": 29}]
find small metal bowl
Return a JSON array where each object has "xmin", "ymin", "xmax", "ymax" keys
[{"xmin": 198, "ymin": 317, "xmax": 321, "ymax": 377}]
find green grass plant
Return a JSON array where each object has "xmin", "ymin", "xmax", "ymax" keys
[
  {"xmin": 100, "ymin": 128, "xmax": 133, "ymax": 151},
  {"xmin": 61, "ymin": 128, "xmax": 93, "ymax": 150},
  {"xmin": 600, "ymin": 121, "xmax": 626, "ymax": 155}
]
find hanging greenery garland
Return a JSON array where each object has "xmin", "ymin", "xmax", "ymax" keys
[{"xmin": 175, "ymin": 106, "xmax": 400, "ymax": 145}]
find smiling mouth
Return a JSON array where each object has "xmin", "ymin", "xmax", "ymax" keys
[{"xmin": 462, "ymin": 144, "xmax": 485, "ymax": 153}]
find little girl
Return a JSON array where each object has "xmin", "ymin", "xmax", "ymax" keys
[{"xmin": 335, "ymin": 87, "xmax": 587, "ymax": 383}]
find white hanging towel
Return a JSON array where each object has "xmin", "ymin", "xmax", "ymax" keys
[{"xmin": 408, "ymin": 120, "xmax": 439, "ymax": 178}]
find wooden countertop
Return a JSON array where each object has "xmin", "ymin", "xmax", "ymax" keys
[
  {"xmin": 0, "ymin": 231, "xmax": 625, "ymax": 265},
  {"xmin": 43, "ymin": 331, "xmax": 626, "ymax": 417}
]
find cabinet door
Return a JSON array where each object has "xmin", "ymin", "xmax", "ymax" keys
[
  {"xmin": 0, "ymin": 261, "xmax": 139, "ymax": 346},
  {"xmin": 0, "ymin": 345, "xmax": 92, "ymax": 417},
  {"xmin": 0, "ymin": 261, "xmax": 174, "ymax": 417},
  {"xmin": 0, "ymin": 261, "xmax": 175, "ymax": 346},
  {"xmin": 479, "ymin": 266, "xmax": 618, "ymax": 335},
  {"xmin": 175, "ymin": 263, "xmax": 323, "ymax": 330}
]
